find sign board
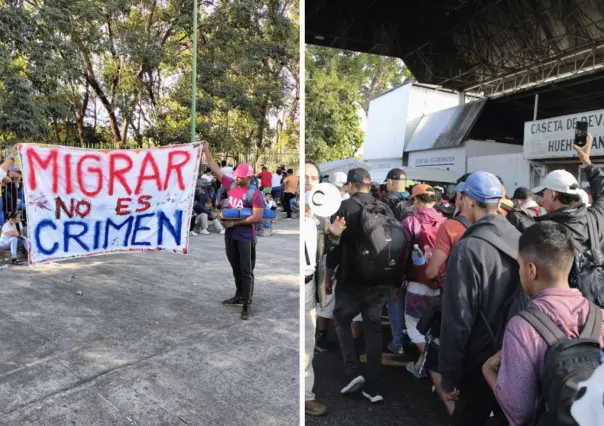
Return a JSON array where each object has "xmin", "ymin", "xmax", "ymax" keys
[
  {"xmin": 407, "ymin": 147, "xmax": 465, "ymax": 177},
  {"xmin": 524, "ymin": 109, "xmax": 604, "ymax": 159},
  {"xmin": 19, "ymin": 143, "xmax": 201, "ymax": 265}
]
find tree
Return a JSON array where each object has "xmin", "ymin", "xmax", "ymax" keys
[
  {"xmin": 0, "ymin": 0, "xmax": 299, "ymax": 158},
  {"xmin": 305, "ymin": 45, "xmax": 412, "ymax": 162}
]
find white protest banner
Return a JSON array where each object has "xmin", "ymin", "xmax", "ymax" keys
[{"xmin": 18, "ymin": 143, "xmax": 201, "ymax": 265}]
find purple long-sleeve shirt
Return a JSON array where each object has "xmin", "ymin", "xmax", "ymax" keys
[{"xmin": 496, "ymin": 288, "xmax": 604, "ymax": 426}]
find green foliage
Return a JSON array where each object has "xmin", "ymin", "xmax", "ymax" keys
[
  {"xmin": 305, "ymin": 45, "xmax": 412, "ymax": 162},
  {"xmin": 0, "ymin": 0, "xmax": 299, "ymax": 153}
]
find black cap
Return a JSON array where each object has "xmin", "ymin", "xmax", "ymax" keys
[
  {"xmin": 386, "ymin": 168, "xmax": 406, "ymax": 181},
  {"xmin": 512, "ymin": 187, "xmax": 531, "ymax": 200},
  {"xmin": 346, "ymin": 168, "xmax": 371, "ymax": 185}
]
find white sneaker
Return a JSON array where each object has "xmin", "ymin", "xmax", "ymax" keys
[
  {"xmin": 362, "ymin": 391, "xmax": 384, "ymax": 403},
  {"xmin": 200, "ymin": 229, "xmax": 211, "ymax": 235},
  {"xmin": 341, "ymin": 375, "xmax": 365, "ymax": 394},
  {"xmin": 220, "ymin": 229, "xmax": 225, "ymax": 235},
  {"xmin": 190, "ymin": 231, "xmax": 198, "ymax": 236}
]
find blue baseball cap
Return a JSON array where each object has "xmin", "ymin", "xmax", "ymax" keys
[{"xmin": 455, "ymin": 171, "xmax": 502, "ymax": 204}]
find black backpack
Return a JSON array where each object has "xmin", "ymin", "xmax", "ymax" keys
[
  {"xmin": 569, "ymin": 213, "xmax": 604, "ymax": 308},
  {"xmin": 383, "ymin": 194, "xmax": 414, "ymax": 223},
  {"xmin": 518, "ymin": 304, "xmax": 602, "ymax": 426},
  {"xmin": 351, "ymin": 198, "xmax": 407, "ymax": 281}
]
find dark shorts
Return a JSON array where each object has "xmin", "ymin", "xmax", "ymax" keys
[{"xmin": 424, "ymin": 340, "xmax": 440, "ymax": 373}]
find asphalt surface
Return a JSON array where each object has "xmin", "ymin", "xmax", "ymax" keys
[
  {"xmin": 0, "ymin": 215, "xmax": 299, "ymax": 426},
  {"xmin": 307, "ymin": 327, "xmax": 452, "ymax": 426}
]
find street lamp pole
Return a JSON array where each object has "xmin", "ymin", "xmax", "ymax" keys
[{"xmin": 191, "ymin": 0, "xmax": 198, "ymax": 142}]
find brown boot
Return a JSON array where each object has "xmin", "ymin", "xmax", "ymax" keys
[{"xmin": 305, "ymin": 400, "xmax": 327, "ymax": 416}]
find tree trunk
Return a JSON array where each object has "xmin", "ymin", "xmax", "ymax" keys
[
  {"xmin": 76, "ymin": 116, "xmax": 86, "ymax": 148},
  {"xmin": 52, "ymin": 118, "xmax": 61, "ymax": 144},
  {"xmin": 73, "ymin": 34, "xmax": 122, "ymax": 144}
]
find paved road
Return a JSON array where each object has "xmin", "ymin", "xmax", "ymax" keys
[
  {"xmin": 0, "ymin": 217, "xmax": 299, "ymax": 426},
  {"xmin": 307, "ymin": 329, "xmax": 452, "ymax": 426}
]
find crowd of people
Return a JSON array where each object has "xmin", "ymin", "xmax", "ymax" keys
[
  {"xmin": 190, "ymin": 160, "xmax": 300, "ymax": 238},
  {"xmin": 304, "ymin": 134, "xmax": 604, "ymax": 425},
  {"xmin": 0, "ymin": 149, "xmax": 27, "ymax": 265}
]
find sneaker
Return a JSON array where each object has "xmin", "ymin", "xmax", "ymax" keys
[
  {"xmin": 406, "ymin": 361, "xmax": 427, "ymax": 379},
  {"xmin": 362, "ymin": 391, "xmax": 384, "ymax": 403},
  {"xmin": 315, "ymin": 332, "xmax": 329, "ymax": 353},
  {"xmin": 305, "ymin": 400, "xmax": 328, "ymax": 416},
  {"xmin": 220, "ymin": 229, "xmax": 225, "ymax": 235},
  {"xmin": 222, "ymin": 296, "xmax": 244, "ymax": 306},
  {"xmin": 241, "ymin": 305, "xmax": 251, "ymax": 320},
  {"xmin": 341, "ymin": 375, "xmax": 365, "ymax": 394},
  {"xmin": 387, "ymin": 341, "xmax": 404, "ymax": 355},
  {"xmin": 200, "ymin": 229, "xmax": 211, "ymax": 235},
  {"xmin": 190, "ymin": 231, "xmax": 198, "ymax": 236}
]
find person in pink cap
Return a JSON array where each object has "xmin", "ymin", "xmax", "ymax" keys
[{"xmin": 203, "ymin": 141, "xmax": 265, "ymax": 320}]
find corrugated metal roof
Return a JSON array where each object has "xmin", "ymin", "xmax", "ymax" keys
[
  {"xmin": 405, "ymin": 100, "xmax": 486, "ymax": 152},
  {"xmin": 318, "ymin": 158, "xmax": 367, "ymax": 175}
]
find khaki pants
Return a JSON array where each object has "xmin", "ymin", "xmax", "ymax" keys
[{"xmin": 195, "ymin": 213, "xmax": 224, "ymax": 233}]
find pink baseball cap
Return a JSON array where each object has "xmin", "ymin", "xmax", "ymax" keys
[{"xmin": 232, "ymin": 163, "xmax": 254, "ymax": 178}]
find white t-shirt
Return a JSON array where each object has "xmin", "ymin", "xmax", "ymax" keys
[
  {"xmin": 271, "ymin": 173, "xmax": 282, "ymax": 187},
  {"xmin": 201, "ymin": 174, "xmax": 213, "ymax": 184},
  {"xmin": 304, "ymin": 215, "xmax": 319, "ymax": 277},
  {"xmin": 0, "ymin": 169, "xmax": 6, "ymax": 180},
  {"xmin": 1, "ymin": 222, "xmax": 16, "ymax": 245},
  {"xmin": 221, "ymin": 166, "xmax": 234, "ymax": 179}
]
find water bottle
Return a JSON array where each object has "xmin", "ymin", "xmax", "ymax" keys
[{"xmin": 412, "ymin": 244, "xmax": 425, "ymax": 266}]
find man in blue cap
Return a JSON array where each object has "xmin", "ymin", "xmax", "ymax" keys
[{"xmin": 438, "ymin": 171, "xmax": 522, "ymax": 426}]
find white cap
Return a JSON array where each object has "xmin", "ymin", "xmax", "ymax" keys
[
  {"xmin": 532, "ymin": 170, "xmax": 580, "ymax": 195},
  {"xmin": 571, "ymin": 363, "xmax": 604, "ymax": 426},
  {"xmin": 329, "ymin": 172, "xmax": 347, "ymax": 188},
  {"xmin": 577, "ymin": 189, "xmax": 591, "ymax": 206}
]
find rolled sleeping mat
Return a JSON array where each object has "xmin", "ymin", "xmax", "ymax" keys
[{"xmin": 221, "ymin": 208, "xmax": 277, "ymax": 220}]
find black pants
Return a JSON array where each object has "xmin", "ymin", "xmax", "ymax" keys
[
  {"xmin": 451, "ymin": 369, "xmax": 508, "ymax": 426},
  {"xmin": 333, "ymin": 284, "xmax": 389, "ymax": 394},
  {"xmin": 225, "ymin": 237, "xmax": 256, "ymax": 306},
  {"xmin": 283, "ymin": 192, "xmax": 295, "ymax": 218}
]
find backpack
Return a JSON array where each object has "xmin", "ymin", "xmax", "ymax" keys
[
  {"xmin": 351, "ymin": 198, "xmax": 407, "ymax": 281},
  {"xmin": 569, "ymin": 213, "xmax": 604, "ymax": 308},
  {"xmin": 471, "ymin": 228, "xmax": 531, "ymax": 350},
  {"xmin": 518, "ymin": 304, "xmax": 602, "ymax": 426},
  {"xmin": 500, "ymin": 203, "xmax": 535, "ymax": 234},
  {"xmin": 383, "ymin": 194, "xmax": 414, "ymax": 223},
  {"xmin": 223, "ymin": 181, "xmax": 257, "ymax": 208},
  {"xmin": 409, "ymin": 212, "xmax": 446, "ymax": 289},
  {"xmin": 435, "ymin": 202, "xmax": 456, "ymax": 219}
]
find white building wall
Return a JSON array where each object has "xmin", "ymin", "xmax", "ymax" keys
[
  {"xmin": 407, "ymin": 85, "xmax": 460, "ymax": 122},
  {"xmin": 467, "ymin": 152, "xmax": 531, "ymax": 193},
  {"xmin": 407, "ymin": 147, "xmax": 466, "ymax": 178},
  {"xmin": 363, "ymin": 85, "xmax": 412, "ymax": 162},
  {"xmin": 465, "ymin": 140, "xmax": 523, "ymax": 157}
]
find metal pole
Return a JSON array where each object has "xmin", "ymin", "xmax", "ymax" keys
[
  {"xmin": 533, "ymin": 94, "xmax": 539, "ymax": 121},
  {"xmin": 191, "ymin": 0, "xmax": 198, "ymax": 142}
]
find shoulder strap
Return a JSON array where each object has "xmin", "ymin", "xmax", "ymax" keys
[
  {"xmin": 586, "ymin": 212, "xmax": 604, "ymax": 266},
  {"xmin": 471, "ymin": 228, "xmax": 518, "ymax": 260},
  {"xmin": 517, "ymin": 306, "xmax": 566, "ymax": 347},
  {"xmin": 452, "ymin": 215, "xmax": 471, "ymax": 229},
  {"xmin": 579, "ymin": 302, "xmax": 603, "ymax": 340}
]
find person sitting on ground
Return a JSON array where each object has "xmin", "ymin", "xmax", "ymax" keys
[
  {"xmin": 257, "ymin": 193, "xmax": 277, "ymax": 237},
  {"xmin": 483, "ymin": 222, "xmax": 604, "ymax": 426},
  {"xmin": 1, "ymin": 211, "xmax": 28, "ymax": 264},
  {"xmin": 192, "ymin": 186, "xmax": 224, "ymax": 236},
  {"xmin": 512, "ymin": 187, "xmax": 541, "ymax": 216}
]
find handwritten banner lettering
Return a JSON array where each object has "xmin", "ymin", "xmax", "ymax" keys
[{"xmin": 18, "ymin": 144, "xmax": 201, "ymax": 265}]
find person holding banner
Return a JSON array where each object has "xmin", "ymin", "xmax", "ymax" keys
[{"xmin": 202, "ymin": 141, "xmax": 264, "ymax": 320}]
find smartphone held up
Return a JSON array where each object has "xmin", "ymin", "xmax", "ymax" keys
[{"xmin": 575, "ymin": 121, "xmax": 588, "ymax": 148}]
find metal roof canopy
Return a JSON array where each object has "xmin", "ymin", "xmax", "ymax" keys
[
  {"xmin": 306, "ymin": 0, "xmax": 604, "ymax": 93},
  {"xmin": 406, "ymin": 99, "xmax": 487, "ymax": 151}
]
